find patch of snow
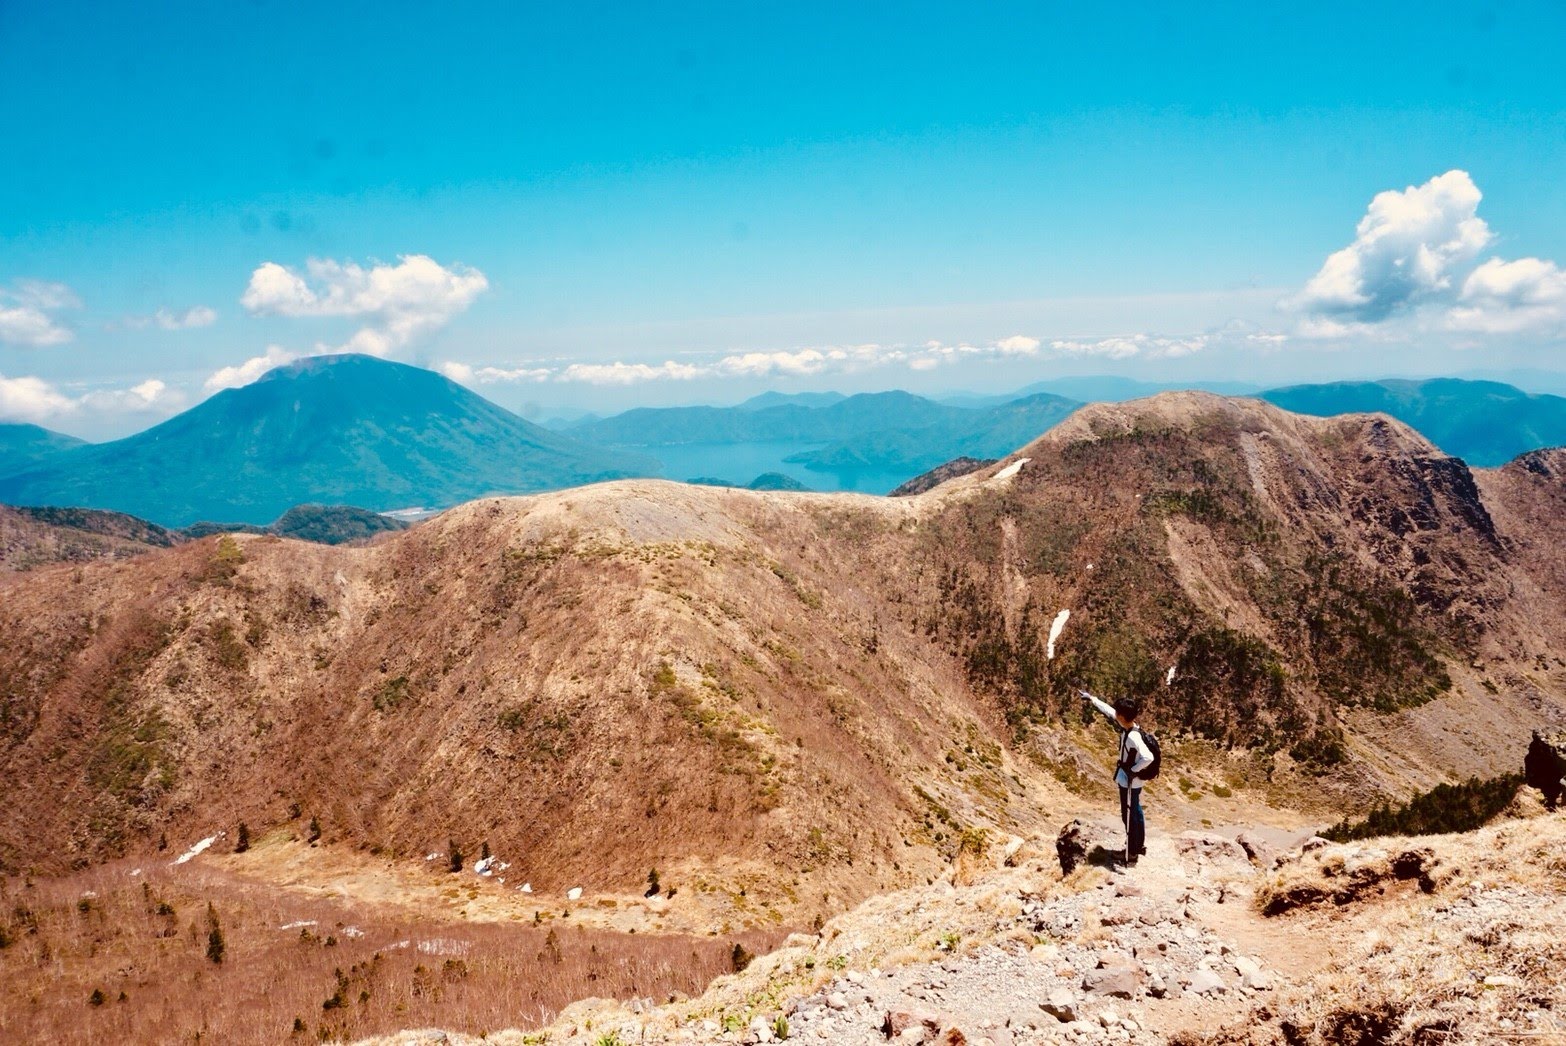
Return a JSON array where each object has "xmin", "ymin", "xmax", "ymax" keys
[
  {"xmin": 992, "ymin": 457, "xmax": 1031, "ymax": 482},
  {"xmin": 417, "ymin": 938, "xmax": 469, "ymax": 956},
  {"xmin": 567, "ymin": 887, "xmax": 583, "ymax": 901},
  {"xmin": 341, "ymin": 926, "xmax": 364, "ymax": 939},
  {"xmin": 129, "ymin": 869, "xmax": 142, "ymax": 877},
  {"xmin": 387, "ymin": 940, "xmax": 411, "ymax": 950},
  {"xmin": 1166, "ymin": 665, "xmax": 1177, "ymax": 686},
  {"xmin": 280, "ymin": 920, "xmax": 318, "ymax": 931},
  {"xmin": 172, "ymin": 835, "xmax": 218, "ymax": 866},
  {"xmin": 1046, "ymin": 609, "xmax": 1072, "ymax": 660},
  {"xmin": 425, "ymin": 852, "xmax": 442, "ymax": 861},
  {"xmin": 474, "ymin": 856, "xmax": 494, "ymax": 876},
  {"xmin": 519, "ymin": 883, "xmax": 533, "ymax": 893}
]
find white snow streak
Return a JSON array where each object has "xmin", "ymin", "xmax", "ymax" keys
[
  {"xmin": 1046, "ymin": 609, "xmax": 1072, "ymax": 660},
  {"xmin": 993, "ymin": 457, "xmax": 1031, "ymax": 481},
  {"xmin": 172, "ymin": 835, "xmax": 218, "ymax": 865}
]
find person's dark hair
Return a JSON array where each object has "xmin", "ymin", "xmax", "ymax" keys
[{"xmin": 1113, "ymin": 697, "xmax": 1140, "ymax": 722}]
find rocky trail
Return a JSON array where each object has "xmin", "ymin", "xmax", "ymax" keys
[{"xmin": 359, "ymin": 803, "xmax": 1566, "ymax": 1046}]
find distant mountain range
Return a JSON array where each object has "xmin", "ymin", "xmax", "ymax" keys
[
  {"xmin": 1259, "ymin": 379, "xmax": 1566, "ymax": 467},
  {"xmin": 0, "ymin": 355, "xmax": 651, "ymax": 526},
  {"xmin": 571, "ymin": 376, "xmax": 1566, "ymax": 474},
  {"xmin": 565, "ymin": 388, "xmax": 1081, "ymax": 475},
  {"xmin": 3, "ymin": 361, "xmax": 1564, "ymax": 526},
  {"xmin": 781, "ymin": 392, "xmax": 1081, "ymax": 473}
]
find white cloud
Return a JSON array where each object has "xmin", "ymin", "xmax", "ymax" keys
[
  {"xmin": 204, "ymin": 346, "xmax": 298, "ymax": 392},
  {"xmin": 1448, "ymin": 257, "xmax": 1566, "ymax": 334},
  {"xmin": 1289, "ymin": 170, "xmax": 1493, "ymax": 324},
  {"xmin": 437, "ymin": 329, "xmax": 1223, "ymax": 388},
  {"xmin": 125, "ymin": 305, "xmax": 218, "ymax": 331},
  {"xmin": 0, "ymin": 279, "xmax": 80, "ymax": 347},
  {"xmin": 1048, "ymin": 334, "xmax": 1208, "ymax": 360},
  {"xmin": 1284, "ymin": 170, "xmax": 1566, "ymax": 342},
  {"xmin": 995, "ymin": 334, "xmax": 1041, "ymax": 354},
  {"xmin": 0, "ymin": 374, "xmax": 76, "ymax": 422},
  {"xmin": 0, "ymin": 372, "xmax": 182, "ymax": 425},
  {"xmin": 81, "ymin": 379, "xmax": 184, "ymax": 413},
  {"xmin": 241, "ymin": 254, "xmax": 488, "ymax": 357},
  {"xmin": 558, "ymin": 360, "xmax": 707, "ymax": 384},
  {"xmin": 438, "ymin": 361, "xmax": 551, "ymax": 385}
]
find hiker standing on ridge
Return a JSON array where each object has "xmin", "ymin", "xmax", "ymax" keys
[{"xmin": 1081, "ymin": 689, "xmax": 1155, "ymax": 867}]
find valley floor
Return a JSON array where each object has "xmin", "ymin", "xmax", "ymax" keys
[{"xmin": 357, "ymin": 803, "xmax": 1566, "ymax": 1046}]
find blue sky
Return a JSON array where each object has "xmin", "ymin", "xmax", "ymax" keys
[{"xmin": 3, "ymin": 1, "xmax": 1565, "ymax": 437}]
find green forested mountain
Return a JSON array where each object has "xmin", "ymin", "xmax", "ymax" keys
[
  {"xmin": 1259, "ymin": 378, "xmax": 1566, "ymax": 467},
  {"xmin": 0, "ymin": 423, "xmax": 86, "ymax": 479}
]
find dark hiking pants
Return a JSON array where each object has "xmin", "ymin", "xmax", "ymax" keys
[{"xmin": 1119, "ymin": 785, "xmax": 1145, "ymax": 860}]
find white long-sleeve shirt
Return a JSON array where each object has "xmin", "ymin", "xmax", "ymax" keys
[{"xmin": 1084, "ymin": 692, "xmax": 1154, "ymax": 789}]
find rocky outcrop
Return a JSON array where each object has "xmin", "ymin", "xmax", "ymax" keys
[{"xmin": 1524, "ymin": 730, "xmax": 1566, "ymax": 809}]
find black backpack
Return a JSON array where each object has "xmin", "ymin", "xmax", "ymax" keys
[{"xmin": 1121, "ymin": 726, "xmax": 1162, "ymax": 782}]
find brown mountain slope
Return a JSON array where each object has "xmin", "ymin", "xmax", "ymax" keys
[
  {"xmin": 912, "ymin": 394, "xmax": 1563, "ymax": 786},
  {"xmin": 2, "ymin": 393, "xmax": 1563, "ymax": 905},
  {"xmin": 0, "ymin": 504, "xmax": 178, "ymax": 574}
]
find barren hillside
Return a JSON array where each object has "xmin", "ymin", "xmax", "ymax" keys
[{"xmin": 2, "ymin": 393, "xmax": 1564, "ymax": 1042}]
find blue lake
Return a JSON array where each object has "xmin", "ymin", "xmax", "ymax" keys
[{"xmin": 629, "ymin": 441, "xmax": 916, "ymax": 495}]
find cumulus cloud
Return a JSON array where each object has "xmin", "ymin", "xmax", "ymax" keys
[
  {"xmin": 1289, "ymin": 170, "xmax": 1492, "ymax": 324},
  {"xmin": 1287, "ymin": 169, "xmax": 1566, "ymax": 340},
  {"xmin": 241, "ymin": 254, "xmax": 488, "ymax": 357},
  {"xmin": 1448, "ymin": 257, "xmax": 1566, "ymax": 334},
  {"xmin": 0, "ymin": 279, "xmax": 80, "ymax": 347},
  {"xmin": 0, "ymin": 372, "xmax": 182, "ymax": 425},
  {"xmin": 204, "ymin": 346, "xmax": 298, "ymax": 392},
  {"xmin": 0, "ymin": 374, "xmax": 77, "ymax": 422},
  {"xmin": 125, "ymin": 305, "xmax": 218, "ymax": 331}
]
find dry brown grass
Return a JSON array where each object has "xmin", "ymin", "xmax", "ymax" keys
[{"xmin": 0, "ymin": 858, "xmax": 784, "ymax": 1046}]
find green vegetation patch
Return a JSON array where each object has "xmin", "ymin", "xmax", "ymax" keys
[{"xmin": 1322, "ymin": 774, "xmax": 1524, "ymax": 842}]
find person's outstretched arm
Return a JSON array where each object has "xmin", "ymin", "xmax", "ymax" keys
[{"xmin": 1080, "ymin": 689, "xmax": 1117, "ymax": 723}]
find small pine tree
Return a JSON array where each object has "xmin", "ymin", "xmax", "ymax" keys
[
  {"xmin": 448, "ymin": 840, "xmax": 463, "ymax": 873},
  {"xmin": 88, "ymin": 988, "xmax": 106, "ymax": 1007},
  {"xmin": 480, "ymin": 840, "xmax": 491, "ymax": 861},
  {"xmin": 645, "ymin": 868, "xmax": 660, "ymax": 897},
  {"xmin": 235, "ymin": 823, "xmax": 251, "ymax": 854},
  {"xmin": 157, "ymin": 832, "xmax": 168, "ymax": 852},
  {"xmin": 731, "ymin": 942, "xmax": 753, "ymax": 973},
  {"xmin": 205, "ymin": 902, "xmax": 225, "ymax": 964},
  {"xmin": 308, "ymin": 816, "xmax": 322, "ymax": 844}
]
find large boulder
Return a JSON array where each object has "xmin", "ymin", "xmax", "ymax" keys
[{"xmin": 1524, "ymin": 730, "xmax": 1566, "ymax": 810}]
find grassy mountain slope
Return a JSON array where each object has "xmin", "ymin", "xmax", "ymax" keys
[{"xmin": 0, "ymin": 355, "xmax": 653, "ymax": 526}]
